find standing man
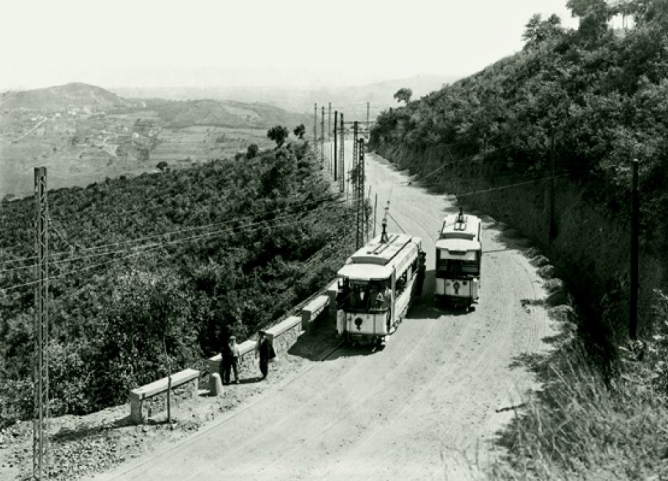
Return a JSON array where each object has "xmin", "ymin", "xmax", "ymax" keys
[
  {"xmin": 226, "ymin": 336, "xmax": 240, "ymax": 384},
  {"xmin": 255, "ymin": 330, "xmax": 274, "ymax": 380},
  {"xmin": 220, "ymin": 334, "xmax": 230, "ymax": 385}
]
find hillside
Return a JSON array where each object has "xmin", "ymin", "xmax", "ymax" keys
[
  {"xmin": 0, "ymin": 82, "xmax": 136, "ymax": 112},
  {"xmin": 144, "ymin": 98, "xmax": 311, "ymax": 129},
  {"xmin": 0, "ymin": 83, "xmax": 311, "ymax": 201},
  {"xmin": 0, "ymin": 141, "xmax": 355, "ymax": 428},
  {"xmin": 368, "ymin": 1, "xmax": 668, "ymax": 479}
]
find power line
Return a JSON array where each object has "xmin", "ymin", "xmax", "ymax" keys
[
  {"xmin": 0, "ymin": 193, "xmax": 342, "ymax": 269},
  {"xmin": 0, "ymin": 200, "xmax": 348, "ymax": 292}
]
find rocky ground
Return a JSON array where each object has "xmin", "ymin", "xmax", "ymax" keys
[{"xmin": 0, "ymin": 325, "xmax": 337, "ymax": 481}]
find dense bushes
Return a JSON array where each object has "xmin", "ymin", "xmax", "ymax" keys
[
  {"xmin": 369, "ymin": 0, "xmax": 668, "ymax": 252},
  {"xmin": 369, "ymin": 1, "xmax": 668, "ymax": 478},
  {"xmin": 0, "ymin": 140, "xmax": 355, "ymax": 426}
]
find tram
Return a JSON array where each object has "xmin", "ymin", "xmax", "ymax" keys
[
  {"xmin": 336, "ymin": 222, "xmax": 426, "ymax": 346},
  {"xmin": 435, "ymin": 208, "xmax": 482, "ymax": 309}
]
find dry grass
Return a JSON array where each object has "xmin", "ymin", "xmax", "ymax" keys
[{"xmin": 489, "ymin": 338, "xmax": 668, "ymax": 480}]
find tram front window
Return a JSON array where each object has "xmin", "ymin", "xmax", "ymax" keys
[
  {"xmin": 344, "ymin": 280, "xmax": 389, "ymax": 312},
  {"xmin": 436, "ymin": 254, "xmax": 480, "ymax": 278}
]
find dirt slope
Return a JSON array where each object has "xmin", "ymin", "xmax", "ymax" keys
[{"xmin": 89, "ymin": 147, "xmax": 557, "ymax": 481}]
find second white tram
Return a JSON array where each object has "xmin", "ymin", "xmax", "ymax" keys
[{"xmin": 435, "ymin": 208, "xmax": 482, "ymax": 309}]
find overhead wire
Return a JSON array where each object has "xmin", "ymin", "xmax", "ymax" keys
[
  {"xmin": 0, "ymin": 192, "xmax": 344, "ymax": 270},
  {"xmin": 0, "ymin": 198, "xmax": 349, "ymax": 292}
]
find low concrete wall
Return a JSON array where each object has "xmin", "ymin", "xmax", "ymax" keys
[
  {"xmin": 132, "ymin": 278, "xmax": 341, "ymax": 407},
  {"xmin": 301, "ymin": 295, "xmax": 330, "ymax": 333},
  {"xmin": 129, "ymin": 368, "xmax": 200, "ymax": 424},
  {"xmin": 266, "ymin": 315, "xmax": 302, "ymax": 356},
  {"xmin": 206, "ymin": 340, "xmax": 256, "ymax": 378}
]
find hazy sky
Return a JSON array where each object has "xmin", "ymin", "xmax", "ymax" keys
[{"xmin": 0, "ymin": 0, "xmax": 579, "ymax": 91}]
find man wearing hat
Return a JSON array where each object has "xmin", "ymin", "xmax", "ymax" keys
[{"xmin": 255, "ymin": 330, "xmax": 275, "ymax": 380}]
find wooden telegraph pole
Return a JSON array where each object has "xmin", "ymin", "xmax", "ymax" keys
[
  {"xmin": 549, "ymin": 131, "xmax": 557, "ymax": 243},
  {"xmin": 630, "ymin": 158, "xmax": 639, "ymax": 341},
  {"xmin": 333, "ymin": 111, "xmax": 338, "ymax": 181}
]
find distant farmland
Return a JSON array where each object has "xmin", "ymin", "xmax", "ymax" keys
[{"xmin": 0, "ymin": 83, "xmax": 309, "ymax": 201}]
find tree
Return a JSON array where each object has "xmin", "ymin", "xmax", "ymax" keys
[
  {"xmin": 156, "ymin": 161, "xmax": 169, "ymax": 172},
  {"xmin": 394, "ymin": 88, "xmax": 413, "ymax": 104},
  {"xmin": 267, "ymin": 125, "xmax": 289, "ymax": 147},
  {"xmin": 246, "ymin": 143, "xmax": 259, "ymax": 159},
  {"xmin": 94, "ymin": 270, "xmax": 197, "ymax": 406},
  {"xmin": 522, "ymin": 14, "xmax": 564, "ymax": 49},
  {"xmin": 293, "ymin": 124, "xmax": 306, "ymax": 139}
]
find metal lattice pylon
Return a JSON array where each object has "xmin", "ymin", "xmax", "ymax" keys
[
  {"xmin": 320, "ymin": 106, "xmax": 325, "ymax": 168},
  {"xmin": 313, "ymin": 104, "xmax": 319, "ymax": 160},
  {"xmin": 33, "ymin": 167, "xmax": 49, "ymax": 480},
  {"xmin": 355, "ymin": 138, "xmax": 366, "ymax": 250},
  {"xmin": 338, "ymin": 114, "xmax": 345, "ymax": 193}
]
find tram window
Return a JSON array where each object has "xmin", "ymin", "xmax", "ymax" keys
[{"xmin": 439, "ymin": 259, "xmax": 479, "ymax": 276}]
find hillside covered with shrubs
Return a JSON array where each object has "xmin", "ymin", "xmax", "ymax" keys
[
  {"xmin": 369, "ymin": 0, "xmax": 668, "ymax": 478},
  {"xmin": 370, "ymin": 0, "xmax": 668, "ymax": 332},
  {"xmin": 0, "ymin": 140, "xmax": 355, "ymax": 426}
]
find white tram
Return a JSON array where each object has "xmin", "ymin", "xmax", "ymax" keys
[
  {"xmin": 336, "ymin": 226, "xmax": 426, "ymax": 346},
  {"xmin": 435, "ymin": 208, "xmax": 482, "ymax": 309}
]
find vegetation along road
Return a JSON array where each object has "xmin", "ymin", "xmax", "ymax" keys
[{"xmin": 90, "ymin": 145, "xmax": 559, "ymax": 481}]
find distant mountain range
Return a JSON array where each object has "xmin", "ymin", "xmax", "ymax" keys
[
  {"xmin": 0, "ymin": 82, "xmax": 312, "ymax": 129},
  {"xmin": 111, "ymin": 75, "xmax": 459, "ymax": 119}
]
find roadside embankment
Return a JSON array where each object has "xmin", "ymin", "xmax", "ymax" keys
[
  {"xmin": 375, "ymin": 142, "xmax": 664, "ymax": 350},
  {"xmin": 373, "ymin": 142, "xmax": 668, "ymax": 480}
]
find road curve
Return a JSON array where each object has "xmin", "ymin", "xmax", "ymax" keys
[{"xmin": 91, "ymin": 146, "xmax": 557, "ymax": 481}]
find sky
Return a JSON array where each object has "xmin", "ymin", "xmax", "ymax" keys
[{"xmin": 0, "ymin": 0, "xmax": 580, "ymax": 91}]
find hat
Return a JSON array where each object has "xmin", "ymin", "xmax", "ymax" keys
[
  {"xmin": 259, "ymin": 330, "xmax": 266, "ymax": 335},
  {"xmin": 229, "ymin": 336, "xmax": 236, "ymax": 341}
]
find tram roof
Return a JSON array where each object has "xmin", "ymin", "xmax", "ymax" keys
[
  {"xmin": 349, "ymin": 233, "xmax": 417, "ymax": 266},
  {"xmin": 439, "ymin": 213, "xmax": 481, "ymax": 241},
  {"xmin": 337, "ymin": 232, "xmax": 420, "ymax": 281},
  {"xmin": 435, "ymin": 238, "xmax": 481, "ymax": 252},
  {"xmin": 337, "ymin": 263, "xmax": 394, "ymax": 281}
]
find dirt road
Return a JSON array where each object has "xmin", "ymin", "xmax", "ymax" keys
[{"xmin": 91, "ymin": 147, "xmax": 557, "ymax": 481}]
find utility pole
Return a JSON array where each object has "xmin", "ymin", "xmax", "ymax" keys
[
  {"xmin": 33, "ymin": 167, "xmax": 49, "ymax": 480},
  {"xmin": 354, "ymin": 123, "xmax": 366, "ymax": 250},
  {"xmin": 339, "ymin": 113, "xmax": 345, "ymax": 194},
  {"xmin": 333, "ymin": 111, "xmax": 338, "ymax": 181},
  {"xmin": 328, "ymin": 102, "xmax": 332, "ymax": 140},
  {"xmin": 313, "ymin": 103, "xmax": 318, "ymax": 159},
  {"xmin": 630, "ymin": 158, "xmax": 639, "ymax": 341},
  {"xmin": 321, "ymin": 106, "xmax": 325, "ymax": 168},
  {"xmin": 549, "ymin": 131, "xmax": 556, "ymax": 243},
  {"xmin": 367, "ymin": 102, "xmax": 370, "ymax": 133}
]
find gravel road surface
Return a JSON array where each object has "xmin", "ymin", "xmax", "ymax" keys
[{"xmin": 90, "ymin": 146, "xmax": 557, "ymax": 481}]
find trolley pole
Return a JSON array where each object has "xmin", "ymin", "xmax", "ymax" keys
[
  {"xmin": 630, "ymin": 158, "xmax": 639, "ymax": 341},
  {"xmin": 33, "ymin": 167, "xmax": 50, "ymax": 480},
  {"xmin": 333, "ymin": 111, "xmax": 338, "ymax": 181}
]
